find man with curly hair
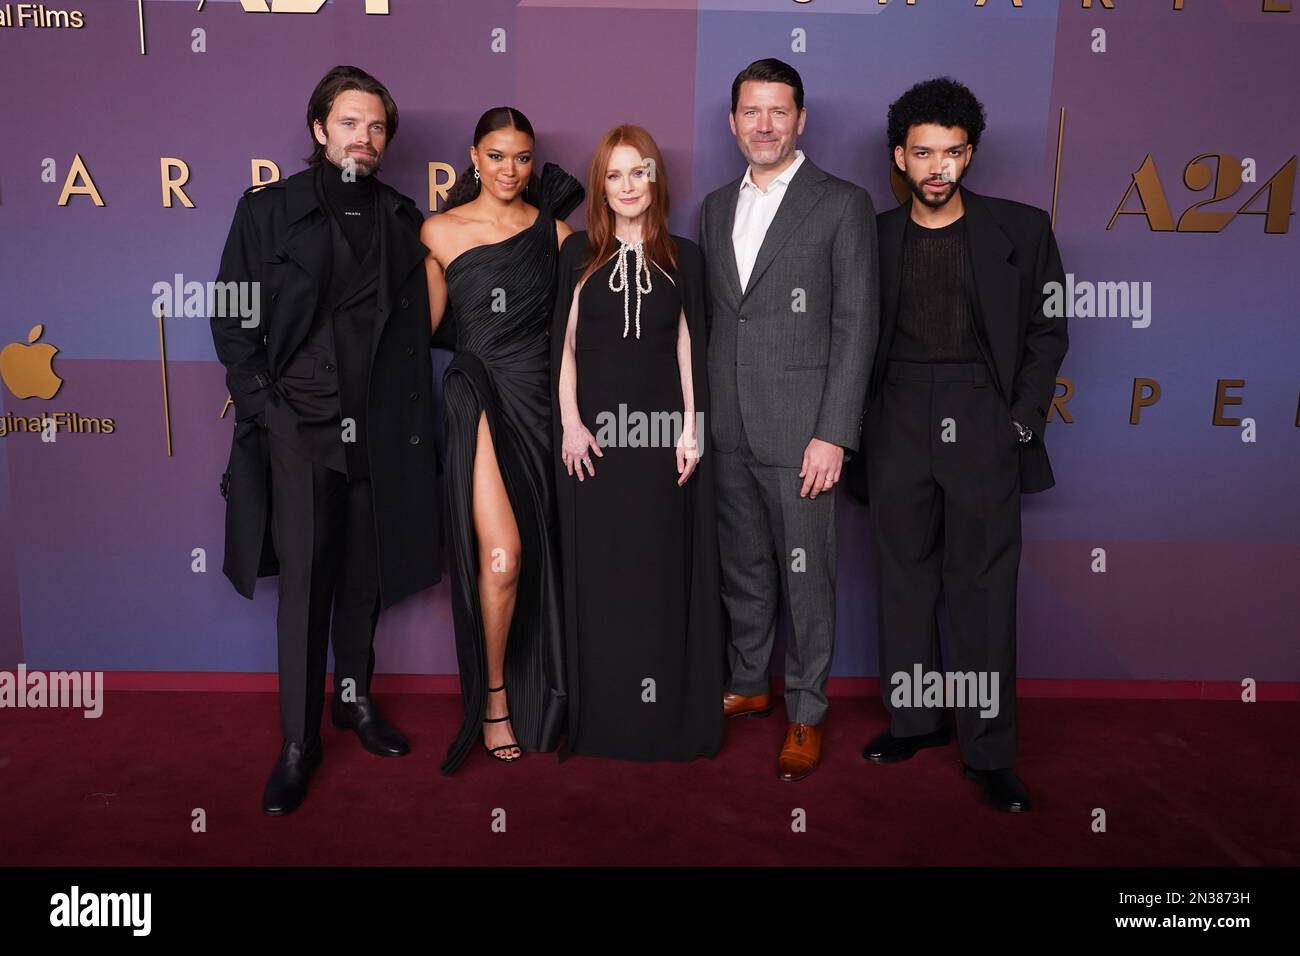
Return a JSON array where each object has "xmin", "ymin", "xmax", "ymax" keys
[{"xmin": 858, "ymin": 77, "xmax": 1068, "ymax": 812}]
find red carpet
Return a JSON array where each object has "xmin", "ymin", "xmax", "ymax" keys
[{"xmin": 1, "ymin": 692, "xmax": 1295, "ymax": 867}]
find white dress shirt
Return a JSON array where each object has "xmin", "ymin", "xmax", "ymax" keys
[{"xmin": 731, "ymin": 149, "xmax": 806, "ymax": 293}]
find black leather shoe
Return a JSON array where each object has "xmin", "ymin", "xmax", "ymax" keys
[
  {"xmin": 262, "ymin": 739, "xmax": 322, "ymax": 816},
  {"xmin": 331, "ymin": 695, "xmax": 410, "ymax": 757},
  {"xmin": 963, "ymin": 765, "xmax": 1033, "ymax": 812},
  {"xmin": 862, "ymin": 727, "xmax": 950, "ymax": 763}
]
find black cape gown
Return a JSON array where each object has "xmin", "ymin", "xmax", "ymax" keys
[{"xmin": 549, "ymin": 231, "xmax": 725, "ymax": 761}]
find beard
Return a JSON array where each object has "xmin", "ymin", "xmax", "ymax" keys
[
  {"xmin": 329, "ymin": 143, "xmax": 380, "ymax": 177},
  {"xmin": 907, "ymin": 168, "xmax": 962, "ymax": 208}
]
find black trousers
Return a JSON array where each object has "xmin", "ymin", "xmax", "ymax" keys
[
  {"xmin": 866, "ymin": 360, "xmax": 1021, "ymax": 770},
  {"xmin": 268, "ymin": 432, "xmax": 381, "ymax": 745}
]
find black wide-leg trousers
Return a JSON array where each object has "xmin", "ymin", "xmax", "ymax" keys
[{"xmin": 866, "ymin": 360, "xmax": 1022, "ymax": 770}]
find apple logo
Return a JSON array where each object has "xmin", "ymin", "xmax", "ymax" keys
[{"xmin": 0, "ymin": 324, "xmax": 64, "ymax": 400}]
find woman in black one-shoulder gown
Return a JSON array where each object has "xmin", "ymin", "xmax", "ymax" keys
[{"xmin": 422, "ymin": 109, "xmax": 583, "ymax": 774}]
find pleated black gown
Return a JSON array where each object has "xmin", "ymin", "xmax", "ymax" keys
[{"xmin": 439, "ymin": 163, "xmax": 583, "ymax": 775}]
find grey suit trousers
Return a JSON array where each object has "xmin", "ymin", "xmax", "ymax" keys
[{"xmin": 715, "ymin": 420, "xmax": 836, "ymax": 726}]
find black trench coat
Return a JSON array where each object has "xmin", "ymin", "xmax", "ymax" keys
[{"xmin": 211, "ymin": 166, "xmax": 440, "ymax": 609}]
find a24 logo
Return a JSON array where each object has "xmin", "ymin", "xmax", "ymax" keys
[{"xmin": 1109, "ymin": 153, "xmax": 1295, "ymax": 234}]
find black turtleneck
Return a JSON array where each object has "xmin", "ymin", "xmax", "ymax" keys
[{"xmin": 319, "ymin": 161, "xmax": 377, "ymax": 262}]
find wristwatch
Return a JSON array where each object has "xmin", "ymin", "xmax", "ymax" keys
[{"xmin": 1012, "ymin": 420, "xmax": 1033, "ymax": 444}]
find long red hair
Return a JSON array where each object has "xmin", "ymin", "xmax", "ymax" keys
[{"xmin": 579, "ymin": 125, "xmax": 677, "ymax": 284}]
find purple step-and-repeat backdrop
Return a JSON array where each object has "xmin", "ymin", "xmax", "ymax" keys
[{"xmin": 0, "ymin": 0, "xmax": 1296, "ymax": 682}]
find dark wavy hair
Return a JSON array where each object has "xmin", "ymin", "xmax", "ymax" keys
[
  {"xmin": 730, "ymin": 58, "xmax": 804, "ymax": 114},
  {"xmin": 887, "ymin": 77, "xmax": 986, "ymax": 154},
  {"xmin": 443, "ymin": 107, "xmax": 542, "ymax": 211},
  {"xmin": 305, "ymin": 65, "xmax": 399, "ymax": 166}
]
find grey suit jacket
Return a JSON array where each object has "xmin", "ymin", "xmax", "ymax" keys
[{"xmin": 700, "ymin": 156, "xmax": 878, "ymax": 467}]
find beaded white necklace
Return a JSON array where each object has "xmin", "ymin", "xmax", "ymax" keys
[{"xmin": 608, "ymin": 236, "xmax": 653, "ymax": 339}]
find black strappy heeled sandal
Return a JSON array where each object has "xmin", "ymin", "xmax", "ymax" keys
[{"xmin": 483, "ymin": 685, "xmax": 521, "ymax": 763}]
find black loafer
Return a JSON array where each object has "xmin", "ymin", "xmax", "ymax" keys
[
  {"xmin": 262, "ymin": 738, "xmax": 322, "ymax": 816},
  {"xmin": 862, "ymin": 727, "xmax": 950, "ymax": 764},
  {"xmin": 331, "ymin": 695, "xmax": 410, "ymax": 757},
  {"xmin": 963, "ymin": 764, "xmax": 1033, "ymax": 812}
]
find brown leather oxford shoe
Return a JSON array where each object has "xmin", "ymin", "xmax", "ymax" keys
[
  {"xmin": 722, "ymin": 691, "xmax": 774, "ymax": 719},
  {"xmin": 777, "ymin": 721, "xmax": 823, "ymax": 782}
]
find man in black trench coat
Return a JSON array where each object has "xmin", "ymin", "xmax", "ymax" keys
[{"xmin": 211, "ymin": 65, "xmax": 439, "ymax": 815}]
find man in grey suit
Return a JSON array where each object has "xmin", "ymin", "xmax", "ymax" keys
[{"xmin": 699, "ymin": 58, "xmax": 878, "ymax": 781}]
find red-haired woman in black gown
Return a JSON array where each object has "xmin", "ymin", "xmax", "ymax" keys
[
  {"xmin": 550, "ymin": 126, "xmax": 724, "ymax": 761},
  {"xmin": 421, "ymin": 108, "xmax": 582, "ymax": 773}
]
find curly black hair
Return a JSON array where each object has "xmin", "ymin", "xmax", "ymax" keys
[{"xmin": 886, "ymin": 77, "xmax": 986, "ymax": 154}]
